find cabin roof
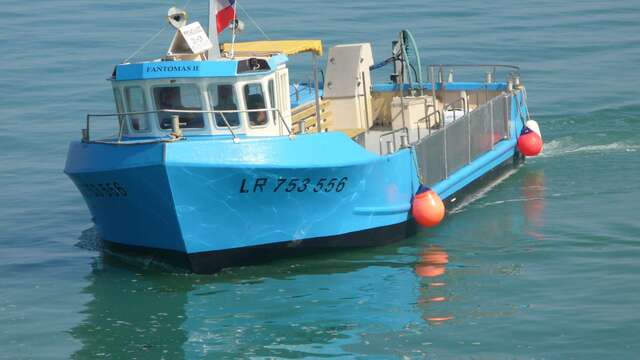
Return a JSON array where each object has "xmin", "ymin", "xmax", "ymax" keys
[
  {"xmin": 113, "ymin": 54, "xmax": 288, "ymax": 82},
  {"xmin": 221, "ymin": 40, "xmax": 323, "ymax": 57}
]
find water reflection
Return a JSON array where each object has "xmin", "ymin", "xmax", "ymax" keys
[
  {"xmin": 71, "ymin": 233, "xmax": 423, "ymax": 359},
  {"xmin": 522, "ymin": 170, "xmax": 546, "ymax": 239},
  {"xmin": 415, "ymin": 245, "xmax": 454, "ymax": 325},
  {"xmin": 71, "ymin": 167, "xmax": 545, "ymax": 358},
  {"xmin": 70, "ymin": 256, "xmax": 193, "ymax": 360}
]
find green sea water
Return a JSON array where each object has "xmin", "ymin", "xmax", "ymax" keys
[{"xmin": 1, "ymin": 0, "xmax": 640, "ymax": 359}]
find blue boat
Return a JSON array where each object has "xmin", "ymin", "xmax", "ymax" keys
[{"xmin": 64, "ymin": 4, "xmax": 542, "ymax": 273}]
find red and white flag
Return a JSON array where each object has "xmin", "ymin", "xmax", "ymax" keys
[{"xmin": 215, "ymin": 0, "xmax": 236, "ymax": 33}]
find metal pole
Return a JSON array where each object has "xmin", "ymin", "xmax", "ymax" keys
[
  {"xmin": 171, "ymin": 114, "xmax": 182, "ymax": 137},
  {"xmin": 207, "ymin": 0, "xmax": 221, "ymax": 59},
  {"xmin": 400, "ymin": 95, "xmax": 407, "ymax": 137},
  {"xmin": 430, "ymin": 66, "xmax": 437, "ymax": 129},
  {"xmin": 118, "ymin": 115, "xmax": 126, "ymax": 143},
  {"xmin": 84, "ymin": 115, "xmax": 90, "ymax": 142},
  {"xmin": 490, "ymin": 99, "xmax": 495, "ymax": 149},
  {"xmin": 361, "ymin": 71, "xmax": 370, "ymax": 129},
  {"xmin": 313, "ymin": 54, "xmax": 322, "ymax": 133},
  {"xmin": 467, "ymin": 111, "xmax": 471, "ymax": 164},
  {"xmin": 505, "ymin": 96, "xmax": 510, "ymax": 139}
]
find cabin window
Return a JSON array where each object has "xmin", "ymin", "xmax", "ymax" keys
[
  {"xmin": 113, "ymin": 88, "xmax": 128, "ymax": 134},
  {"xmin": 124, "ymin": 86, "xmax": 150, "ymax": 132},
  {"xmin": 244, "ymin": 83, "xmax": 268, "ymax": 127},
  {"xmin": 153, "ymin": 85, "xmax": 204, "ymax": 130},
  {"xmin": 208, "ymin": 84, "xmax": 240, "ymax": 128}
]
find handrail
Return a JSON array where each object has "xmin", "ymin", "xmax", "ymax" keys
[
  {"xmin": 443, "ymin": 96, "xmax": 467, "ymax": 112},
  {"xmin": 84, "ymin": 108, "xmax": 292, "ymax": 143},
  {"xmin": 415, "ymin": 110, "xmax": 442, "ymax": 141},
  {"xmin": 427, "ymin": 64, "xmax": 520, "ymax": 84},
  {"xmin": 428, "ymin": 64, "xmax": 520, "ymax": 71},
  {"xmin": 442, "ymin": 96, "xmax": 468, "ymax": 124},
  {"xmin": 379, "ymin": 127, "xmax": 409, "ymax": 155}
]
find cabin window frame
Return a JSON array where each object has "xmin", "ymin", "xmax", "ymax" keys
[
  {"xmin": 150, "ymin": 83, "xmax": 208, "ymax": 132},
  {"xmin": 112, "ymin": 87, "xmax": 129, "ymax": 135},
  {"xmin": 123, "ymin": 86, "xmax": 151, "ymax": 134},
  {"xmin": 275, "ymin": 69, "xmax": 292, "ymax": 126},
  {"xmin": 243, "ymin": 81, "xmax": 272, "ymax": 129},
  {"xmin": 267, "ymin": 78, "xmax": 280, "ymax": 128},
  {"xmin": 207, "ymin": 83, "xmax": 243, "ymax": 130}
]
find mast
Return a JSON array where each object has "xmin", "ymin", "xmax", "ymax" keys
[{"xmin": 208, "ymin": 0, "xmax": 221, "ymax": 59}]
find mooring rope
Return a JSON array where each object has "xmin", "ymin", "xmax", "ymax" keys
[
  {"xmin": 236, "ymin": 1, "xmax": 271, "ymax": 40},
  {"xmin": 122, "ymin": 24, "xmax": 168, "ymax": 63}
]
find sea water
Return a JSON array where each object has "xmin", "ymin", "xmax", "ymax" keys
[{"xmin": 1, "ymin": 0, "xmax": 640, "ymax": 359}]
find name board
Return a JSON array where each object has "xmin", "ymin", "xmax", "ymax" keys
[{"xmin": 145, "ymin": 64, "xmax": 200, "ymax": 73}]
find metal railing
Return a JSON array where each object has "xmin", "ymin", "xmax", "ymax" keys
[
  {"xmin": 415, "ymin": 110, "xmax": 442, "ymax": 140},
  {"xmin": 292, "ymin": 79, "xmax": 314, "ymax": 104},
  {"xmin": 412, "ymin": 95, "xmax": 467, "ymax": 145},
  {"xmin": 442, "ymin": 96, "xmax": 468, "ymax": 122},
  {"xmin": 427, "ymin": 64, "xmax": 521, "ymax": 84},
  {"xmin": 379, "ymin": 127, "xmax": 409, "ymax": 155},
  {"xmin": 414, "ymin": 94, "xmax": 510, "ymax": 186},
  {"xmin": 83, "ymin": 108, "xmax": 292, "ymax": 144}
]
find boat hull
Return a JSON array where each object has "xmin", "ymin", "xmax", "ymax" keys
[
  {"xmin": 100, "ymin": 153, "xmax": 519, "ymax": 273},
  {"xmin": 103, "ymin": 219, "xmax": 417, "ymax": 273},
  {"xmin": 65, "ymin": 132, "xmax": 420, "ymax": 271}
]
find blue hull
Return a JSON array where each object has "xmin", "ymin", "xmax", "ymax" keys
[
  {"xmin": 65, "ymin": 92, "xmax": 527, "ymax": 273},
  {"xmin": 65, "ymin": 133, "xmax": 419, "ymax": 256}
]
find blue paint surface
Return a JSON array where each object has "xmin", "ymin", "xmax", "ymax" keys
[
  {"xmin": 114, "ymin": 54, "xmax": 288, "ymax": 81},
  {"xmin": 372, "ymin": 81, "xmax": 508, "ymax": 93},
  {"xmin": 65, "ymin": 132, "xmax": 419, "ymax": 253},
  {"xmin": 166, "ymin": 137, "xmax": 416, "ymax": 253}
]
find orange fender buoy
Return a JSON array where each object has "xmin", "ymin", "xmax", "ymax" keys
[
  {"xmin": 517, "ymin": 126, "xmax": 543, "ymax": 157},
  {"xmin": 412, "ymin": 187, "xmax": 445, "ymax": 227}
]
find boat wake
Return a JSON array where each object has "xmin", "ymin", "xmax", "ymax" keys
[
  {"xmin": 472, "ymin": 196, "xmax": 544, "ymax": 209},
  {"xmin": 537, "ymin": 104, "xmax": 640, "ymax": 158},
  {"xmin": 540, "ymin": 138, "xmax": 638, "ymax": 158},
  {"xmin": 448, "ymin": 167, "xmax": 520, "ymax": 214}
]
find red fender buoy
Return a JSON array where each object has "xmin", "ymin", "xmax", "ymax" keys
[
  {"xmin": 412, "ymin": 187, "xmax": 445, "ymax": 227},
  {"xmin": 517, "ymin": 127, "xmax": 543, "ymax": 157}
]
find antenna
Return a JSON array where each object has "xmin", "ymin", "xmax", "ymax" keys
[{"xmin": 167, "ymin": 7, "xmax": 188, "ymax": 29}]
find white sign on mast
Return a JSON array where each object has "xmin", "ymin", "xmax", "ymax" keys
[{"xmin": 179, "ymin": 22, "xmax": 213, "ymax": 54}]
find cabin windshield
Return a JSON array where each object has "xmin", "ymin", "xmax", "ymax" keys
[
  {"xmin": 153, "ymin": 85, "xmax": 204, "ymax": 130},
  {"xmin": 124, "ymin": 86, "xmax": 150, "ymax": 132},
  {"xmin": 113, "ymin": 87, "xmax": 128, "ymax": 135},
  {"xmin": 209, "ymin": 84, "xmax": 240, "ymax": 128},
  {"xmin": 244, "ymin": 83, "xmax": 269, "ymax": 127}
]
